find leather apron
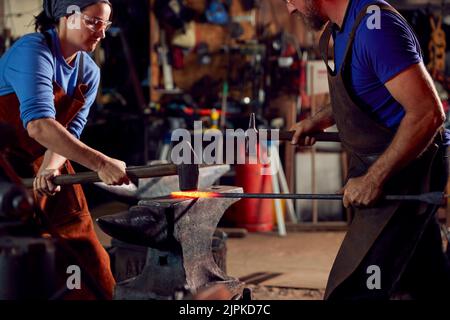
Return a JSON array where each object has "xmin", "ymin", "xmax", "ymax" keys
[
  {"xmin": 319, "ymin": 3, "xmax": 450, "ymax": 300},
  {"xmin": 0, "ymin": 32, "xmax": 115, "ymax": 299}
]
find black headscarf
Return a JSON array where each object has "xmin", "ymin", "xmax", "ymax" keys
[{"xmin": 43, "ymin": 0, "xmax": 112, "ymax": 21}]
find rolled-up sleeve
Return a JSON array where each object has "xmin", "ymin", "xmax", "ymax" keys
[{"xmin": 4, "ymin": 39, "xmax": 56, "ymax": 129}]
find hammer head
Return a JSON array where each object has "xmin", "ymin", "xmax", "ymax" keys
[
  {"xmin": 175, "ymin": 141, "xmax": 200, "ymax": 191},
  {"xmin": 177, "ymin": 163, "xmax": 199, "ymax": 191}
]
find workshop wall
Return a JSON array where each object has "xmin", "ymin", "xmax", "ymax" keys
[
  {"xmin": 1, "ymin": 0, "xmax": 41, "ymax": 37},
  {"xmin": 151, "ymin": 0, "xmax": 316, "ymax": 102},
  {"xmin": 149, "ymin": 0, "xmax": 326, "ymax": 195}
]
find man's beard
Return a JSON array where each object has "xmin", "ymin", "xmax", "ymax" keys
[{"xmin": 292, "ymin": 1, "xmax": 327, "ymax": 31}]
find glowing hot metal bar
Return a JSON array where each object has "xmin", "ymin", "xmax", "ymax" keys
[{"xmin": 171, "ymin": 191, "xmax": 448, "ymax": 205}]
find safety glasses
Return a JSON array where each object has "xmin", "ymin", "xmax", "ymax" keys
[{"xmin": 76, "ymin": 13, "xmax": 112, "ymax": 32}]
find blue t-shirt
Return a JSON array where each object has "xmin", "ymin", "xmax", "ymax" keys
[
  {"xmin": 0, "ymin": 28, "xmax": 100, "ymax": 139},
  {"xmin": 333, "ymin": 0, "xmax": 422, "ymax": 129}
]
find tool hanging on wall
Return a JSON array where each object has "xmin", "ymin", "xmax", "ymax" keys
[
  {"xmin": 206, "ymin": 0, "xmax": 230, "ymax": 25},
  {"xmin": 205, "ymin": 0, "xmax": 244, "ymax": 38},
  {"xmin": 158, "ymin": 29, "xmax": 175, "ymax": 91},
  {"xmin": 428, "ymin": 13, "xmax": 447, "ymax": 77},
  {"xmin": 154, "ymin": 0, "xmax": 191, "ymax": 31}
]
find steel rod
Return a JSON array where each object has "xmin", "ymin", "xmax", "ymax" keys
[{"xmin": 172, "ymin": 192, "xmax": 447, "ymax": 205}]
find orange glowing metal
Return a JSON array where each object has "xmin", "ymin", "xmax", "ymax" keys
[{"xmin": 171, "ymin": 191, "xmax": 221, "ymax": 198}]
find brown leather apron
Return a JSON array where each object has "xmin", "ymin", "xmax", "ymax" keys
[
  {"xmin": 320, "ymin": 3, "xmax": 450, "ymax": 300},
  {"xmin": 0, "ymin": 32, "xmax": 115, "ymax": 299}
]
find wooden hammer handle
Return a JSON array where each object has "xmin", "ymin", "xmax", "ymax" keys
[{"xmin": 22, "ymin": 163, "xmax": 182, "ymax": 188}]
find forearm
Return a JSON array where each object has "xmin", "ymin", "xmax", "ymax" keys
[
  {"xmin": 309, "ymin": 103, "xmax": 335, "ymax": 130},
  {"xmin": 367, "ymin": 110, "xmax": 444, "ymax": 184},
  {"xmin": 39, "ymin": 150, "xmax": 67, "ymax": 172},
  {"xmin": 27, "ymin": 118, "xmax": 107, "ymax": 171}
]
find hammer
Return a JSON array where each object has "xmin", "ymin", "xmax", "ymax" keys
[
  {"xmin": 23, "ymin": 140, "xmax": 202, "ymax": 191},
  {"xmin": 22, "ymin": 163, "xmax": 200, "ymax": 192}
]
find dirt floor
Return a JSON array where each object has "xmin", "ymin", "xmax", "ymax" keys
[
  {"xmin": 226, "ymin": 231, "xmax": 345, "ymax": 300},
  {"xmin": 245, "ymin": 285, "xmax": 324, "ymax": 300}
]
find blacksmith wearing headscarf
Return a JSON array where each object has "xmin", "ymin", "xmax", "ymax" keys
[
  {"xmin": 0, "ymin": 0, "xmax": 127, "ymax": 299},
  {"xmin": 36, "ymin": 0, "xmax": 112, "ymax": 32},
  {"xmin": 44, "ymin": 0, "xmax": 112, "ymax": 21}
]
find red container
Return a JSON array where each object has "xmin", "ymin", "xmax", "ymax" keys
[{"xmin": 225, "ymin": 161, "xmax": 274, "ymax": 232}]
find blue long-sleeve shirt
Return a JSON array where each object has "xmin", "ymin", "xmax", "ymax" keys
[{"xmin": 0, "ymin": 28, "xmax": 100, "ymax": 139}]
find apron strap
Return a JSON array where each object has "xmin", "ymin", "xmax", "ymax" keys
[
  {"xmin": 319, "ymin": 21, "xmax": 335, "ymax": 74},
  {"xmin": 76, "ymin": 52, "xmax": 84, "ymax": 87}
]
